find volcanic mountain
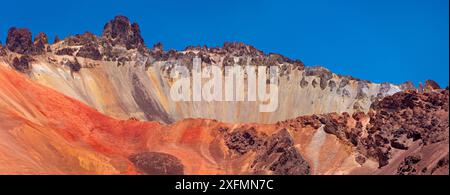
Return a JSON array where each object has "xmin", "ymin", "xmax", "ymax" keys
[{"xmin": 0, "ymin": 16, "xmax": 448, "ymax": 175}]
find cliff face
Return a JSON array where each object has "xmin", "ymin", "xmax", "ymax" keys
[
  {"xmin": 0, "ymin": 16, "xmax": 447, "ymax": 175},
  {"xmin": 1, "ymin": 63, "xmax": 446, "ymax": 175},
  {"xmin": 1, "ymin": 16, "xmax": 402, "ymax": 124},
  {"xmin": 0, "ymin": 64, "xmax": 360, "ymax": 174}
]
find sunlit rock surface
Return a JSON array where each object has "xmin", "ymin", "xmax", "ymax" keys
[{"xmin": 0, "ymin": 16, "xmax": 447, "ymax": 175}]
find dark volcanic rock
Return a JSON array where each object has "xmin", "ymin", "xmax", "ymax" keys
[
  {"xmin": 300, "ymin": 77, "xmax": 309, "ymax": 88},
  {"xmin": 129, "ymin": 152, "xmax": 184, "ymax": 175},
  {"xmin": 251, "ymin": 129, "xmax": 310, "ymax": 175},
  {"xmin": 304, "ymin": 67, "xmax": 333, "ymax": 90},
  {"xmin": 33, "ymin": 32, "xmax": 48, "ymax": 54},
  {"xmin": 225, "ymin": 126, "xmax": 265, "ymax": 155},
  {"xmin": 399, "ymin": 81, "xmax": 416, "ymax": 91},
  {"xmin": 102, "ymin": 15, "xmax": 145, "ymax": 50},
  {"xmin": 365, "ymin": 90, "xmax": 448, "ymax": 167},
  {"xmin": 64, "ymin": 32, "xmax": 97, "ymax": 46},
  {"xmin": 6, "ymin": 27, "xmax": 33, "ymax": 54},
  {"xmin": 152, "ymin": 42, "xmax": 163, "ymax": 51},
  {"xmin": 425, "ymin": 80, "xmax": 441, "ymax": 90},
  {"xmin": 76, "ymin": 44, "xmax": 102, "ymax": 60},
  {"xmin": 222, "ymin": 42, "xmax": 264, "ymax": 57},
  {"xmin": 53, "ymin": 35, "xmax": 61, "ymax": 44},
  {"xmin": 56, "ymin": 48, "xmax": 76, "ymax": 56},
  {"xmin": 12, "ymin": 55, "xmax": 33, "ymax": 73},
  {"xmin": 66, "ymin": 59, "xmax": 81, "ymax": 72},
  {"xmin": 397, "ymin": 155, "xmax": 422, "ymax": 175}
]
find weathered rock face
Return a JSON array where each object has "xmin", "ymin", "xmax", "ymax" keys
[
  {"xmin": 0, "ymin": 15, "xmax": 447, "ymax": 175},
  {"xmin": 0, "ymin": 62, "xmax": 447, "ymax": 175},
  {"xmin": 312, "ymin": 89, "xmax": 449, "ymax": 171},
  {"xmin": 33, "ymin": 32, "xmax": 48, "ymax": 54},
  {"xmin": 64, "ymin": 32, "xmax": 97, "ymax": 46},
  {"xmin": 251, "ymin": 129, "xmax": 310, "ymax": 175},
  {"xmin": 6, "ymin": 28, "xmax": 34, "ymax": 54},
  {"xmin": 66, "ymin": 59, "xmax": 81, "ymax": 72},
  {"xmin": 224, "ymin": 126, "xmax": 266, "ymax": 155},
  {"xmin": 53, "ymin": 35, "xmax": 61, "ymax": 44},
  {"xmin": 55, "ymin": 48, "xmax": 76, "ymax": 56},
  {"xmin": 102, "ymin": 15, "xmax": 144, "ymax": 49},
  {"xmin": 11, "ymin": 55, "xmax": 33, "ymax": 73},
  {"xmin": 5, "ymin": 28, "xmax": 49, "ymax": 55},
  {"xmin": 425, "ymin": 80, "xmax": 441, "ymax": 90},
  {"xmin": 76, "ymin": 44, "xmax": 102, "ymax": 60},
  {"xmin": 399, "ymin": 81, "xmax": 416, "ymax": 91}
]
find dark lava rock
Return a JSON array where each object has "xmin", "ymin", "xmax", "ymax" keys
[
  {"xmin": 152, "ymin": 42, "xmax": 163, "ymax": 51},
  {"xmin": 6, "ymin": 27, "xmax": 33, "ymax": 54},
  {"xmin": 76, "ymin": 44, "xmax": 102, "ymax": 60},
  {"xmin": 397, "ymin": 155, "xmax": 422, "ymax": 175},
  {"xmin": 64, "ymin": 32, "xmax": 97, "ymax": 46},
  {"xmin": 251, "ymin": 129, "xmax": 310, "ymax": 175},
  {"xmin": 225, "ymin": 127, "xmax": 265, "ymax": 155},
  {"xmin": 300, "ymin": 77, "xmax": 309, "ymax": 88},
  {"xmin": 355, "ymin": 155, "xmax": 366, "ymax": 165},
  {"xmin": 399, "ymin": 81, "xmax": 416, "ymax": 91},
  {"xmin": 12, "ymin": 55, "xmax": 33, "ymax": 73},
  {"xmin": 328, "ymin": 80, "xmax": 337, "ymax": 91},
  {"xmin": 304, "ymin": 67, "xmax": 333, "ymax": 90},
  {"xmin": 320, "ymin": 113, "xmax": 349, "ymax": 140},
  {"xmin": 129, "ymin": 152, "xmax": 184, "ymax": 175},
  {"xmin": 33, "ymin": 32, "xmax": 48, "ymax": 54},
  {"xmin": 425, "ymin": 80, "xmax": 441, "ymax": 90},
  {"xmin": 56, "ymin": 48, "xmax": 76, "ymax": 56},
  {"xmin": 365, "ymin": 90, "xmax": 449, "ymax": 167},
  {"xmin": 339, "ymin": 77, "xmax": 350, "ymax": 88},
  {"xmin": 311, "ymin": 79, "xmax": 318, "ymax": 88},
  {"xmin": 431, "ymin": 154, "xmax": 449, "ymax": 174},
  {"xmin": 222, "ymin": 42, "xmax": 264, "ymax": 57},
  {"xmin": 102, "ymin": 15, "xmax": 145, "ymax": 50},
  {"xmin": 66, "ymin": 59, "xmax": 81, "ymax": 72},
  {"xmin": 53, "ymin": 35, "xmax": 61, "ymax": 44}
]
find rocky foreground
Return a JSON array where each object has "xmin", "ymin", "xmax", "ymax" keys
[{"xmin": 0, "ymin": 16, "xmax": 448, "ymax": 175}]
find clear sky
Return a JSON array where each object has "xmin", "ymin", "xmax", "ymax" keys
[{"xmin": 1, "ymin": 0, "xmax": 448, "ymax": 87}]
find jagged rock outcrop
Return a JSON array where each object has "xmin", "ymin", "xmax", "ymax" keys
[
  {"xmin": 33, "ymin": 32, "xmax": 48, "ymax": 54},
  {"xmin": 76, "ymin": 43, "xmax": 102, "ymax": 60},
  {"xmin": 224, "ymin": 126, "xmax": 266, "ymax": 155},
  {"xmin": 64, "ymin": 32, "xmax": 97, "ymax": 46},
  {"xmin": 313, "ymin": 89, "xmax": 449, "ymax": 169},
  {"xmin": 399, "ymin": 81, "xmax": 416, "ymax": 91},
  {"xmin": 251, "ymin": 129, "xmax": 310, "ymax": 175},
  {"xmin": 425, "ymin": 80, "xmax": 441, "ymax": 90},
  {"xmin": 66, "ymin": 59, "xmax": 82, "ymax": 72},
  {"xmin": 53, "ymin": 35, "xmax": 61, "ymax": 44},
  {"xmin": 11, "ymin": 55, "xmax": 33, "ymax": 73},
  {"xmin": 5, "ymin": 28, "xmax": 48, "ymax": 55},
  {"xmin": 102, "ymin": 15, "xmax": 145, "ymax": 50},
  {"xmin": 55, "ymin": 48, "xmax": 76, "ymax": 56},
  {"xmin": 6, "ymin": 28, "xmax": 34, "ymax": 54}
]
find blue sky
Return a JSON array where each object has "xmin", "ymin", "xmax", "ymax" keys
[{"xmin": 1, "ymin": 0, "xmax": 448, "ymax": 87}]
